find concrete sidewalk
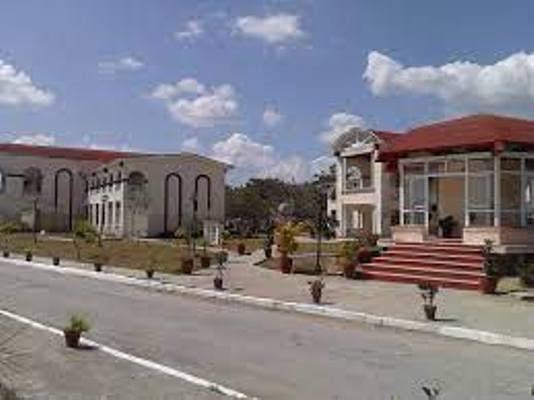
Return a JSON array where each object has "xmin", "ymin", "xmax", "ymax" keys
[{"xmin": 7, "ymin": 250, "xmax": 534, "ymax": 345}]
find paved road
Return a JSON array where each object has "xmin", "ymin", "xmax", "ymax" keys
[{"xmin": 0, "ymin": 260, "xmax": 533, "ymax": 399}]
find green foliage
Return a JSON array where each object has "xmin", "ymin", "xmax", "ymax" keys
[
  {"xmin": 73, "ymin": 219, "xmax": 99, "ymax": 244},
  {"xmin": 339, "ymin": 240, "xmax": 360, "ymax": 263},
  {"xmin": 482, "ymin": 239, "xmax": 501, "ymax": 277},
  {"xmin": 274, "ymin": 222, "xmax": 303, "ymax": 255},
  {"xmin": 65, "ymin": 314, "xmax": 90, "ymax": 333}
]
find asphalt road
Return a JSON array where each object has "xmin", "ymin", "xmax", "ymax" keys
[{"xmin": 0, "ymin": 260, "xmax": 532, "ymax": 399}]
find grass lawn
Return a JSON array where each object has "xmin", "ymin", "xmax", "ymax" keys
[{"xmin": 3, "ymin": 233, "xmax": 215, "ymax": 274}]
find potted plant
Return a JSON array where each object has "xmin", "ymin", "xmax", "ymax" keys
[
  {"xmin": 25, "ymin": 247, "xmax": 33, "ymax": 262},
  {"xmin": 237, "ymin": 241, "xmax": 246, "ymax": 255},
  {"xmin": 200, "ymin": 240, "xmax": 211, "ymax": 268},
  {"xmin": 52, "ymin": 256, "xmax": 60, "ymax": 266},
  {"xmin": 309, "ymin": 278, "xmax": 325, "ymax": 304},
  {"xmin": 357, "ymin": 247, "xmax": 373, "ymax": 264},
  {"xmin": 418, "ymin": 282, "xmax": 439, "ymax": 321},
  {"xmin": 438, "ymin": 215, "xmax": 456, "ymax": 238},
  {"xmin": 481, "ymin": 239, "xmax": 500, "ymax": 294},
  {"xmin": 213, "ymin": 251, "xmax": 228, "ymax": 290},
  {"xmin": 339, "ymin": 240, "xmax": 359, "ymax": 279},
  {"xmin": 274, "ymin": 222, "xmax": 302, "ymax": 274},
  {"xmin": 91, "ymin": 248, "xmax": 109, "ymax": 272},
  {"xmin": 176, "ymin": 225, "xmax": 195, "ymax": 274},
  {"xmin": 63, "ymin": 314, "xmax": 90, "ymax": 349}
]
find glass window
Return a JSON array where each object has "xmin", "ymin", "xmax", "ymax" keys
[
  {"xmin": 404, "ymin": 176, "xmax": 426, "ymax": 210},
  {"xmin": 428, "ymin": 161, "xmax": 446, "ymax": 174},
  {"xmin": 469, "ymin": 212, "xmax": 494, "ymax": 226},
  {"xmin": 501, "ymin": 158, "xmax": 520, "ymax": 172},
  {"xmin": 501, "ymin": 173, "xmax": 521, "ymax": 210},
  {"xmin": 346, "ymin": 165, "xmax": 363, "ymax": 190},
  {"xmin": 526, "ymin": 159, "xmax": 534, "ymax": 172},
  {"xmin": 447, "ymin": 159, "xmax": 466, "ymax": 173},
  {"xmin": 468, "ymin": 175, "xmax": 493, "ymax": 210},
  {"xmin": 404, "ymin": 163, "xmax": 425, "ymax": 175},
  {"xmin": 468, "ymin": 158, "xmax": 493, "ymax": 173}
]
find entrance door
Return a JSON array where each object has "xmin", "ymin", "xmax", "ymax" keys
[{"xmin": 428, "ymin": 176, "xmax": 465, "ymax": 238}]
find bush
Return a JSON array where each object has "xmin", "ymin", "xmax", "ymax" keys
[{"xmin": 64, "ymin": 314, "xmax": 90, "ymax": 333}]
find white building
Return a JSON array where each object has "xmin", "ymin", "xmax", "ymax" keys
[
  {"xmin": 330, "ymin": 127, "xmax": 398, "ymax": 237},
  {"xmin": 0, "ymin": 143, "xmax": 230, "ymax": 240}
]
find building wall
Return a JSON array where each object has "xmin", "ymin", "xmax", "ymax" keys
[
  {"xmin": 0, "ymin": 153, "xmax": 99, "ymax": 231},
  {"xmin": 88, "ymin": 154, "xmax": 227, "ymax": 237}
]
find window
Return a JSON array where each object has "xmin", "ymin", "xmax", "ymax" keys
[
  {"xmin": 346, "ymin": 165, "xmax": 363, "ymax": 190},
  {"xmin": 115, "ymin": 202, "xmax": 121, "ymax": 226},
  {"xmin": 23, "ymin": 167, "xmax": 43, "ymax": 196}
]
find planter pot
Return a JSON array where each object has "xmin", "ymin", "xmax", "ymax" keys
[
  {"xmin": 52, "ymin": 257, "xmax": 60, "ymax": 266},
  {"xmin": 3, "ymin": 251, "xmax": 9, "ymax": 258},
  {"xmin": 278, "ymin": 256, "xmax": 293, "ymax": 274},
  {"xmin": 146, "ymin": 269, "xmax": 155, "ymax": 279},
  {"xmin": 63, "ymin": 329, "xmax": 81, "ymax": 348},
  {"xmin": 200, "ymin": 256, "xmax": 211, "ymax": 269},
  {"xmin": 423, "ymin": 305, "xmax": 437, "ymax": 321},
  {"xmin": 310, "ymin": 281, "xmax": 323, "ymax": 304},
  {"xmin": 94, "ymin": 263, "xmax": 102, "ymax": 272},
  {"xmin": 213, "ymin": 276, "xmax": 223, "ymax": 290},
  {"xmin": 264, "ymin": 248, "xmax": 272, "ymax": 259},
  {"xmin": 237, "ymin": 243, "xmax": 246, "ymax": 255},
  {"xmin": 342, "ymin": 262, "xmax": 356, "ymax": 279},
  {"xmin": 358, "ymin": 249, "xmax": 372, "ymax": 264},
  {"xmin": 480, "ymin": 276, "xmax": 498, "ymax": 294},
  {"xmin": 181, "ymin": 258, "xmax": 194, "ymax": 274},
  {"xmin": 25, "ymin": 253, "xmax": 33, "ymax": 262}
]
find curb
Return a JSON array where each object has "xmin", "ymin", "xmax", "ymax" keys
[{"xmin": 4, "ymin": 257, "xmax": 534, "ymax": 352}]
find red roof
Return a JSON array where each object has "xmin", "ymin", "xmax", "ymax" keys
[
  {"xmin": 379, "ymin": 114, "xmax": 534, "ymax": 159},
  {"xmin": 373, "ymin": 130, "xmax": 399, "ymax": 143},
  {"xmin": 0, "ymin": 143, "xmax": 143, "ymax": 162}
]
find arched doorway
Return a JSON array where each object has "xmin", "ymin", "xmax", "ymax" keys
[
  {"xmin": 54, "ymin": 168, "xmax": 73, "ymax": 231},
  {"xmin": 163, "ymin": 173, "xmax": 182, "ymax": 235}
]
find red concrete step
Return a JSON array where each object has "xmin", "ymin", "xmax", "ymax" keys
[
  {"xmin": 361, "ymin": 270, "xmax": 481, "ymax": 291},
  {"xmin": 361, "ymin": 263, "xmax": 484, "ymax": 280},
  {"xmin": 370, "ymin": 256, "xmax": 483, "ymax": 271},
  {"xmin": 383, "ymin": 250, "xmax": 484, "ymax": 264},
  {"xmin": 390, "ymin": 243, "xmax": 483, "ymax": 255}
]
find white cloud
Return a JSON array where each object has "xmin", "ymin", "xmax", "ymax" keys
[
  {"xmin": 364, "ymin": 51, "xmax": 534, "ymax": 115},
  {"xmin": 151, "ymin": 79, "xmax": 238, "ymax": 127},
  {"xmin": 320, "ymin": 112, "xmax": 366, "ymax": 144},
  {"xmin": 0, "ymin": 60, "xmax": 55, "ymax": 107},
  {"xmin": 211, "ymin": 133, "xmax": 312, "ymax": 183},
  {"xmin": 98, "ymin": 57, "xmax": 144, "ymax": 74},
  {"xmin": 175, "ymin": 20, "xmax": 204, "ymax": 41},
  {"xmin": 262, "ymin": 107, "xmax": 283, "ymax": 127},
  {"xmin": 150, "ymin": 78, "xmax": 206, "ymax": 100},
  {"xmin": 12, "ymin": 134, "xmax": 56, "ymax": 146},
  {"xmin": 261, "ymin": 155, "xmax": 311, "ymax": 182},
  {"xmin": 234, "ymin": 14, "xmax": 304, "ymax": 45},
  {"xmin": 181, "ymin": 137, "xmax": 201, "ymax": 152}
]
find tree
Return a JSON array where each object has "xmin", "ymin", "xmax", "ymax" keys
[{"xmin": 72, "ymin": 219, "xmax": 99, "ymax": 260}]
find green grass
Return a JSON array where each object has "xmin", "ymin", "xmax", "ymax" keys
[{"xmin": 3, "ymin": 233, "xmax": 214, "ymax": 274}]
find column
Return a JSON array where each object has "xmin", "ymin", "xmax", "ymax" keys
[
  {"xmin": 399, "ymin": 163, "xmax": 405, "ymax": 225},
  {"xmin": 494, "ymin": 156, "xmax": 501, "ymax": 227},
  {"xmin": 464, "ymin": 156, "xmax": 470, "ymax": 227},
  {"xmin": 424, "ymin": 162, "xmax": 430, "ymax": 230},
  {"xmin": 520, "ymin": 157, "xmax": 527, "ymax": 227}
]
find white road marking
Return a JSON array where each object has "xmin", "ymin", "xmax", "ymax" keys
[{"xmin": 0, "ymin": 308, "xmax": 256, "ymax": 399}]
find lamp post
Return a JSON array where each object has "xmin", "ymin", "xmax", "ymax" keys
[{"xmin": 314, "ymin": 186, "xmax": 328, "ymax": 275}]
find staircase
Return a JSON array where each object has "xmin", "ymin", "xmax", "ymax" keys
[{"xmin": 361, "ymin": 241, "xmax": 485, "ymax": 291}]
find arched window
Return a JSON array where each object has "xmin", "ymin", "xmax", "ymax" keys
[
  {"xmin": 126, "ymin": 171, "xmax": 148, "ymax": 209},
  {"xmin": 194, "ymin": 174, "xmax": 211, "ymax": 213},
  {"xmin": 346, "ymin": 165, "xmax": 363, "ymax": 190},
  {"xmin": 164, "ymin": 173, "xmax": 182, "ymax": 234}
]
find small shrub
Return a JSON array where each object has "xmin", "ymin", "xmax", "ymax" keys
[{"xmin": 64, "ymin": 314, "xmax": 90, "ymax": 333}]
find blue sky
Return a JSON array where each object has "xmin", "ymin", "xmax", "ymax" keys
[{"xmin": 1, "ymin": 0, "xmax": 533, "ymax": 183}]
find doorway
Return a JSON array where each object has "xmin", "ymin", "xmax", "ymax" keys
[{"xmin": 428, "ymin": 176, "xmax": 465, "ymax": 238}]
